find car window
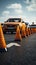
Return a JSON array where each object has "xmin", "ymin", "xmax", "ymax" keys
[{"xmin": 7, "ymin": 18, "xmax": 21, "ymax": 22}]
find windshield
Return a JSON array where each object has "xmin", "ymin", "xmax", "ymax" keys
[{"xmin": 7, "ymin": 18, "xmax": 21, "ymax": 22}]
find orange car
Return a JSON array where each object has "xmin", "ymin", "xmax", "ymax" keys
[{"xmin": 2, "ymin": 18, "xmax": 26, "ymax": 35}]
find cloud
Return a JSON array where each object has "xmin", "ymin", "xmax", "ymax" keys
[
  {"xmin": 15, "ymin": 9, "xmax": 22, "ymax": 14},
  {"xmin": 0, "ymin": 15, "xmax": 11, "ymax": 23},
  {"xmin": 20, "ymin": 15, "xmax": 36, "ymax": 24},
  {"xmin": 2, "ymin": 11, "xmax": 10, "ymax": 15},
  {"xmin": 7, "ymin": 3, "xmax": 22, "ymax": 9},
  {"xmin": 31, "ymin": 0, "xmax": 36, "ymax": 4},
  {"xmin": 0, "ymin": 11, "xmax": 10, "ymax": 22},
  {"xmin": 25, "ymin": 0, "xmax": 36, "ymax": 11},
  {"xmin": 26, "ymin": 4, "xmax": 36, "ymax": 11},
  {"xmin": 0, "ymin": 16, "xmax": 8, "ymax": 23},
  {"xmin": 24, "ymin": 0, "xmax": 31, "ymax": 4},
  {"xmin": 24, "ymin": 0, "xmax": 36, "ymax": 4},
  {"xmin": 6, "ymin": 3, "xmax": 22, "ymax": 14}
]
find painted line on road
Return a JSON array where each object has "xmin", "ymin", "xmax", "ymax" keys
[{"xmin": 7, "ymin": 43, "xmax": 21, "ymax": 48}]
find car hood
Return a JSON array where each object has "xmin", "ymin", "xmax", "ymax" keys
[{"xmin": 4, "ymin": 22, "xmax": 21, "ymax": 25}]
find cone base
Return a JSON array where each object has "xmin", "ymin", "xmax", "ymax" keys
[
  {"xmin": 0, "ymin": 48, "xmax": 7, "ymax": 52},
  {"xmin": 15, "ymin": 39, "xmax": 22, "ymax": 41},
  {"xmin": 22, "ymin": 35, "xmax": 27, "ymax": 38}
]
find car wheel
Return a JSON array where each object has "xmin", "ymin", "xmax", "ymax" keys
[{"xmin": 11, "ymin": 32, "xmax": 13, "ymax": 34}]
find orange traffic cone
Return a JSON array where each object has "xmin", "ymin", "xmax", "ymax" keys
[
  {"xmin": 28, "ymin": 28, "xmax": 31, "ymax": 35},
  {"xmin": 26, "ymin": 28, "xmax": 29, "ymax": 36},
  {"xmin": 31, "ymin": 28, "xmax": 33, "ymax": 34},
  {"xmin": 0, "ymin": 24, "xmax": 7, "ymax": 51},
  {"xmin": 15, "ymin": 26, "xmax": 22, "ymax": 41},
  {"xmin": 21, "ymin": 25, "xmax": 26, "ymax": 38}
]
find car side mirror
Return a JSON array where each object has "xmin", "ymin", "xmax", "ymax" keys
[{"xmin": 22, "ymin": 21, "xmax": 24, "ymax": 23}]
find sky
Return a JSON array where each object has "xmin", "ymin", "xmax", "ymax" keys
[{"xmin": 0, "ymin": 0, "xmax": 36, "ymax": 24}]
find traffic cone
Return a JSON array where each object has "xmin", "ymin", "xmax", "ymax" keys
[
  {"xmin": 0, "ymin": 24, "xmax": 7, "ymax": 51},
  {"xmin": 21, "ymin": 25, "xmax": 26, "ymax": 38},
  {"xmin": 31, "ymin": 28, "xmax": 33, "ymax": 34},
  {"xmin": 26, "ymin": 28, "xmax": 29, "ymax": 36},
  {"xmin": 28, "ymin": 28, "xmax": 31, "ymax": 35},
  {"xmin": 15, "ymin": 26, "xmax": 22, "ymax": 41}
]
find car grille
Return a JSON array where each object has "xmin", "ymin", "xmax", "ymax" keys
[
  {"xmin": 7, "ymin": 27, "xmax": 15, "ymax": 29},
  {"xmin": 6, "ymin": 25, "xmax": 17, "ymax": 30}
]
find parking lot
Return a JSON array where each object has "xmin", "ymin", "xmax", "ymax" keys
[{"xmin": 0, "ymin": 33, "xmax": 36, "ymax": 65}]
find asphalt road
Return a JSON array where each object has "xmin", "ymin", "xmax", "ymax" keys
[{"xmin": 0, "ymin": 33, "xmax": 36, "ymax": 65}]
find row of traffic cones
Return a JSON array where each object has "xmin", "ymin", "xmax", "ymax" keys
[
  {"xmin": 15, "ymin": 24, "xmax": 33, "ymax": 41},
  {"xmin": 0, "ymin": 23, "xmax": 35, "ymax": 52},
  {"xmin": 15, "ymin": 25, "xmax": 36, "ymax": 41},
  {"xmin": 0, "ymin": 24, "xmax": 22, "ymax": 52},
  {"xmin": 15, "ymin": 24, "xmax": 27, "ymax": 41}
]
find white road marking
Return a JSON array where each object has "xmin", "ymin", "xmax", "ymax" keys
[{"xmin": 7, "ymin": 43, "xmax": 21, "ymax": 48}]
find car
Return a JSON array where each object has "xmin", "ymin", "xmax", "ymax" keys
[
  {"xmin": 2, "ymin": 18, "xmax": 26, "ymax": 35},
  {"xmin": 29, "ymin": 24, "xmax": 36, "ymax": 33}
]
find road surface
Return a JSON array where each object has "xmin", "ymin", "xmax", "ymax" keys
[{"xmin": 0, "ymin": 33, "xmax": 36, "ymax": 65}]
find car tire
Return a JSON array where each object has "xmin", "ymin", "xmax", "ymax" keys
[{"xmin": 11, "ymin": 32, "xmax": 13, "ymax": 34}]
